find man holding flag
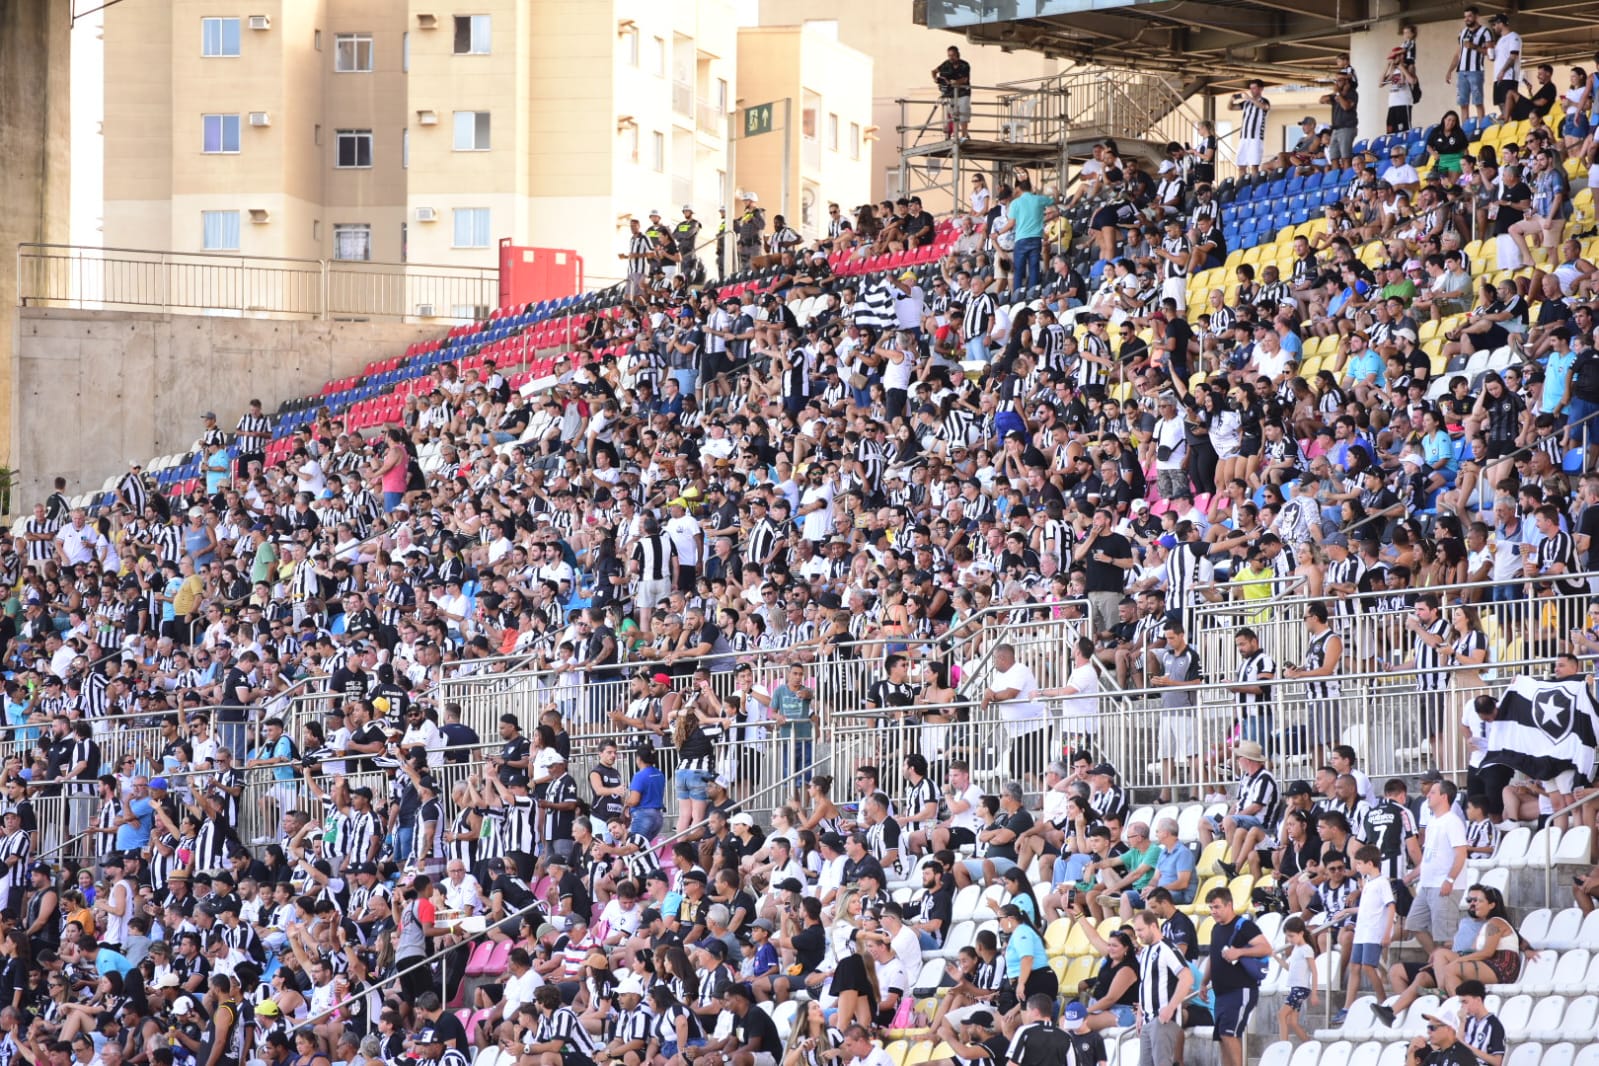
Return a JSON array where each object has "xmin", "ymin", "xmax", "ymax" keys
[{"xmin": 1480, "ymin": 672, "xmax": 1599, "ymax": 830}]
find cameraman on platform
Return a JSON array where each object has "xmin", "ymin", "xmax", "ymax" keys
[{"xmin": 933, "ymin": 46, "xmax": 972, "ymax": 141}]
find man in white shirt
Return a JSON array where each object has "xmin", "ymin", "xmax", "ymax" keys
[
  {"xmin": 1380, "ymin": 146, "xmax": 1420, "ymax": 194},
  {"xmin": 663, "ymin": 499, "xmax": 703, "ymax": 583},
  {"xmin": 441, "ymin": 861, "xmax": 483, "ymax": 915},
  {"xmin": 932, "ymin": 761, "xmax": 985, "ymax": 854},
  {"xmin": 54, "ymin": 510, "xmax": 102, "ymax": 567},
  {"xmin": 1489, "ymin": 13, "xmax": 1522, "ymax": 118},
  {"xmin": 982, "ymin": 644, "xmax": 1047, "ymax": 773},
  {"xmin": 841, "ymin": 1023, "xmax": 896, "ymax": 1066},
  {"xmin": 1404, "ymin": 779, "xmax": 1468, "ymax": 955},
  {"xmin": 1058, "ymin": 637, "xmax": 1101, "ymax": 739}
]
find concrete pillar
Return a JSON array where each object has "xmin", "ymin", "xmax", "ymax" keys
[
  {"xmin": 0, "ymin": 0, "xmax": 72, "ymax": 479},
  {"xmin": 1351, "ymin": 7, "xmax": 1470, "ymax": 142}
]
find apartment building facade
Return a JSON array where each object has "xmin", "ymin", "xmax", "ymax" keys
[{"xmin": 101, "ymin": 0, "xmax": 739, "ymax": 292}]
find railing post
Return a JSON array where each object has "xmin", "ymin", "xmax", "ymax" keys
[{"xmin": 320, "ymin": 259, "xmax": 330, "ymax": 321}]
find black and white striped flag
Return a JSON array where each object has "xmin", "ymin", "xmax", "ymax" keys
[{"xmin": 1483, "ymin": 675, "xmax": 1599, "ymax": 782}]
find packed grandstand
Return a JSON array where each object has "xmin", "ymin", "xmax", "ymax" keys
[{"xmin": 14, "ymin": 17, "xmax": 1599, "ymax": 1066}]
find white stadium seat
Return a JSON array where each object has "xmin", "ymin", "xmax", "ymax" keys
[
  {"xmin": 1546, "ymin": 908, "xmax": 1587, "ymax": 950},
  {"xmin": 1541, "ymin": 995, "xmax": 1597, "ymax": 1042},
  {"xmin": 1519, "ymin": 908, "xmax": 1554, "ymax": 949},
  {"xmin": 1543, "ymin": 1045, "xmax": 1577, "ymax": 1066},
  {"xmin": 1288, "ymin": 1042, "xmax": 1323, "ymax": 1066},
  {"xmin": 1318, "ymin": 1041, "xmax": 1355, "ymax": 1066},
  {"xmin": 1316, "ymin": 998, "xmax": 1376, "ymax": 1042},
  {"xmin": 1551, "ymin": 949, "xmax": 1591, "ymax": 994},
  {"xmin": 1523, "ymin": 995, "xmax": 1568, "ymax": 1041},
  {"xmin": 1507, "ymin": 826, "xmax": 1562, "ymax": 870},
  {"xmin": 1375, "ymin": 1045, "xmax": 1409, "ymax": 1066},
  {"xmin": 1494, "ymin": 994, "xmax": 1534, "ymax": 1039},
  {"xmin": 1573, "ymin": 1046, "xmax": 1599, "ymax": 1066},
  {"xmin": 1347, "ymin": 1043, "xmax": 1383, "ymax": 1066},
  {"xmin": 1505, "ymin": 1045, "xmax": 1543, "ymax": 1066},
  {"xmin": 1471, "ymin": 827, "xmax": 1528, "ymax": 873}
]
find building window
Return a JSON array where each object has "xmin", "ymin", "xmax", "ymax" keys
[
  {"xmin": 828, "ymin": 113, "xmax": 839, "ymax": 152},
  {"xmin": 453, "ymin": 14, "xmax": 490, "ymax": 54},
  {"xmin": 850, "ymin": 122, "xmax": 860, "ymax": 160},
  {"xmin": 651, "ymin": 36, "xmax": 665, "ymax": 77},
  {"xmin": 453, "ymin": 207, "xmax": 491, "ymax": 247},
  {"xmin": 202, "ymin": 210, "xmax": 240, "ymax": 251},
  {"xmin": 334, "ymin": 33, "xmax": 373, "ymax": 72},
  {"xmin": 652, "ymin": 131, "xmax": 665, "ymax": 173},
  {"xmin": 333, "ymin": 223, "xmax": 372, "ymax": 261},
  {"xmin": 453, "ymin": 111, "xmax": 491, "ymax": 151},
  {"xmin": 717, "ymin": 79, "xmax": 729, "ymax": 113},
  {"xmin": 802, "ymin": 91, "xmax": 819, "ymax": 140},
  {"xmin": 402, "ymin": 128, "xmax": 409, "ymax": 168},
  {"xmin": 202, "ymin": 114, "xmax": 241, "ymax": 154},
  {"xmin": 624, "ymin": 26, "xmax": 638, "ymax": 67},
  {"xmin": 402, "ymin": 31, "xmax": 409, "ymax": 71},
  {"xmin": 201, "ymin": 17, "xmax": 240, "ymax": 57},
  {"xmin": 314, "ymin": 124, "xmax": 323, "ymax": 145},
  {"xmin": 313, "ymin": 220, "xmax": 321, "ymax": 241},
  {"xmin": 624, "ymin": 125, "xmax": 639, "ymax": 164},
  {"xmin": 335, "ymin": 129, "xmax": 373, "ymax": 168}
]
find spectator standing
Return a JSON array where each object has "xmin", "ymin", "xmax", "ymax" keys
[
  {"xmin": 1007, "ymin": 175, "xmax": 1051, "ymax": 297},
  {"xmin": 735, "ymin": 195, "xmax": 766, "ymax": 272},
  {"xmin": 1489, "ymin": 13, "xmax": 1522, "ymax": 121},
  {"xmin": 1206, "ymin": 886, "xmax": 1270, "ymax": 1066},
  {"xmin": 1404, "ymin": 780, "xmax": 1468, "ymax": 956},
  {"xmin": 933, "ymin": 46, "xmax": 973, "ymax": 142},
  {"xmin": 1448, "ymin": 7, "xmax": 1493, "ymax": 126},
  {"xmin": 1134, "ymin": 910, "xmax": 1192, "ymax": 1066},
  {"xmin": 1229, "ymin": 81, "xmax": 1271, "ymax": 179},
  {"xmin": 1323, "ymin": 74, "xmax": 1360, "ymax": 168}
]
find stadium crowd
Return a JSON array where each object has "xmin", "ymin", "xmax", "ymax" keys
[{"xmin": 5, "ymin": 15, "xmax": 1599, "ymax": 1066}]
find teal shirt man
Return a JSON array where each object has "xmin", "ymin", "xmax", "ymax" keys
[{"xmin": 1008, "ymin": 191, "xmax": 1050, "ymax": 241}]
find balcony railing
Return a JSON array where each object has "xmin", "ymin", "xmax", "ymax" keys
[
  {"xmin": 696, "ymin": 101, "xmax": 725, "ymax": 136},
  {"xmin": 672, "ymin": 79, "xmax": 694, "ymax": 116},
  {"xmin": 16, "ymin": 244, "xmax": 498, "ymax": 322}
]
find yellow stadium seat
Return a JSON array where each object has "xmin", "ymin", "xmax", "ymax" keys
[
  {"xmin": 1198, "ymin": 915, "xmax": 1216, "ymax": 945},
  {"xmin": 1045, "ymin": 917, "xmax": 1073, "ymax": 955},
  {"xmin": 883, "ymin": 1043, "xmax": 909, "ymax": 1066},
  {"xmin": 1051, "ymin": 956, "xmax": 1071, "ymax": 983},
  {"xmin": 1186, "ymin": 875, "xmax": 1225, "ymax": 914},
  {"xmin": 930, "ymin": 1045, "xmax": 956, "ymax": 1062},
  {"xmin": 1229, "ymin": 875, "xmax": 1255, "ymax": 911},
  {"xmin": 1062, "ymin": 955, "xmax": 1097, "ymax": 990},
  {"xmin": 1062, "ymin": 919, "xmax": 1094, "ymax": 957},
  {"xmin": 1099, "ymin": 916, "xmax": 1126, "ymax": 939},
  {"xmin": 904, "ymin": 1042, "xmax": 935, "ymax": 1066},
  {"xmin": 1299, "ymin": 355, "xmax": 1322, "ymax": 380}
]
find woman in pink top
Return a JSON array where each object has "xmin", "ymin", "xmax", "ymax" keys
[{"xmin": 373, "ymin": 426, "xmax": 411, "ymax": 511}]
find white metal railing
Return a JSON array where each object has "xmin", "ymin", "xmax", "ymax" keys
[
  {"xmin": 673, "ymin": 80, "xmax": 694, "ymax": 117},
  {"xmin": 17, "ymin": 244, "xmax": 499, "ymax": 323},
  {"xmin": 697, "ymin": 101, "xmax": 725, "ymax": 136}
]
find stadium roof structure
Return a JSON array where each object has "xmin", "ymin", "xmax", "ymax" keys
[{"xmin": 914, "ymin": 0, "xmax": 1599, "ymax": 89}]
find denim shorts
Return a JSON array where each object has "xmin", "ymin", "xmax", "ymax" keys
[
  {"xmin": 1457, "ymin": 69, "xmax": 1485, "ymax": 108},
  {"xmin": 675, "ymin": 766, "xmax": 714, "ymax": 802},
  {"xmin": 1350, "ymin": 942, "xmax": 1383, "ymax": 967}
]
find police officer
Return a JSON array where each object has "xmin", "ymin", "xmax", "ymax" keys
[
  {"xmin": 673, "ymin": 206, "xmax": 703, "ymax": 282},
  {"xmin": 735, "ymin": 194, "xmax": 765, "ymax": 271}
]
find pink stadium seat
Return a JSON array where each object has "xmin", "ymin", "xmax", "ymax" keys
[{"xmin": 464, "ymin": 940, "xmax": 496, "ymax": 976}]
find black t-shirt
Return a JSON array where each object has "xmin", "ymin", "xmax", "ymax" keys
[
  {"xmin": 1008, "ymin": 1022, "xmax": 1073, "ymax": 1066},
  {"xmin": 936, "ymin": 58, "xmax": 972, "ymax": 97},
  {"xmin": 499, "ymin": 734, "xmax": 532, "ymax": 786},
  {"xmin": 1162, "ymin": 910, "xmax": 1199, "ymax": 960},
  {"xmin": 733, "ymin": 1004, "xmax": 782, "ymax": 1056},
  {"xmin": 1064, "ymin": 1032, "xmax": 1108, "ymax": 1066},
  {"xmin": 1494, "ymin": 181, "xmax": 1531, "ymax": 235},
  {"xmin": 1418, "ymin": 1043, "xmax": 1481, "ymax": 1066},
  {"xmin": 1208, "ymin": 915, "xmax": 1264, "ymax": 991},
  {"xmin": 558, "ymin": 870, "xmax": 592, "ymax": 919},
  {"xmin": 843, "ymin": 854, "xmax": 886, "ymax": 886},
  {"xmin": 986, "ymin": 809, "xmax": 1033, "ymax": 863},
  {"xmin": 792, "ymin": 923, "xmax": 827, "ymax": 970},
  {"xmin": 1164, "ymin": 319, "xmax": 1195, "ymax": 376},
  {"xmin": 1084, "ymin": 531, "xmax": 1132, "ymax": 593}
]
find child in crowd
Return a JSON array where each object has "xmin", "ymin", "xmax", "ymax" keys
[
  {"xmin": 1337, "ymin": 844, "xmax": 1395, "ymax": 1025},
  {"xmin": 1276, "ymin": 915, "xmax": 1318, "ymax": 1043},
  {"xmin": 1465, "ymin": 794, "xmax": 1501, "ymax": 859}
]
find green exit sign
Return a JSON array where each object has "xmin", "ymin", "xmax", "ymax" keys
[{"xmin": 744, "ymin": 102, "xmax": 775, "ymax": 137}]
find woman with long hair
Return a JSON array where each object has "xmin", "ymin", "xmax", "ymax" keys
[
  {"xmin": 1435, "ymin": 885, "xmax": 1527, "ymax": 993},
  {"xmin": 780, "ymin": 1001, "xmax": 842, "ymax": 1066}
]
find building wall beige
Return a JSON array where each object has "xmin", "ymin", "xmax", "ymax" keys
[
  {"xmin": 101, "ymin": 0, "xmax": 739, "ymax": 296},
  {"xmin": 735, "ymin": 26, "xmax": 873, "ymax": 241},
  {"xmin": 756, "ymin": 1, "xmax": 1062, "ymax": 212}
]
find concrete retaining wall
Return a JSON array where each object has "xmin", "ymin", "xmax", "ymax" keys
[{"xmin": 13, "ymin": 307, "xmax": 438, "ymax": 508}]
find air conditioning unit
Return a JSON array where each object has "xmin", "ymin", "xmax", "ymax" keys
[
  {"xmin": 416, "ymin": 13, "xmax": 437, "ymax": 28},
  {"xmin": 417, "ymin": 110, "xmax": 438, "ymax": 126},
  {"xmin": 416, "ymin": 303, "xmax": 436, "ymax": 317},
  {"xmin": 414, "ymin": 206, "xmax": 437, "ymax": 222},
  {"xmin": 248, "ymin": 208, "xmax": 270, "ymax": 224},
  {"xmin": 248, "ymin": 111, "xmax": 271, "ymax": 127},
  {"xmin": 248, "ymin": 14, "xmax": 271, "ymax": 29}
]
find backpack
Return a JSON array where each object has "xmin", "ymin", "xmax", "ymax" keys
[{"xmin": 1230, "ymin": 916, "xmax": 1269, "ymax": 984}]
